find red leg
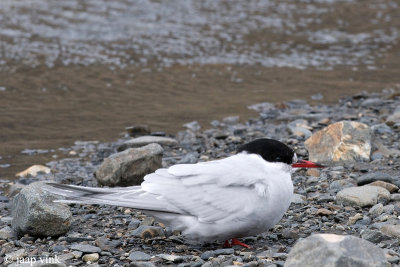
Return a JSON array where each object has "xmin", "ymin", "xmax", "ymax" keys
[
  {"xmin": 231, "ymin": 238, "xmax": 252, "ymax": 249},
  {"xmin": 223, "ymin": 240, "xmax": 232, "ymax": 248}
]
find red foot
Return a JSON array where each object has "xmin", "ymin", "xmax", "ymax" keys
[
  {"xmin": 223, "ymin": 240, "xmax": 232, "ymax": 248},
  {"xmin": 223, "ymin": 238, "xmax": 252, "ymax": 249},
  {"xmin": 231, "ymin": 238, "xmax": 252, "ymax": 249}
]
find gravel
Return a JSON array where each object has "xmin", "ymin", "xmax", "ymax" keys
[{"xmin": 3, "ymin": 89, "xmax": 400, "ymax": 266}]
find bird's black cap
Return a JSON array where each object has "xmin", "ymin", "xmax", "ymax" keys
[{"xmin": 238, "ymin": 138, "xmax": 295, "ymax": 165}]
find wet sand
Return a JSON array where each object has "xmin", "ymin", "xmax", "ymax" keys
[{"xmin": 1, "ymin": 57, "xmax": 400, "ymax": 179}]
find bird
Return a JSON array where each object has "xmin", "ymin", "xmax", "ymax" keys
[{"xmin": 45, "ymin": 138, "xmax": 324, "ymax": 248}]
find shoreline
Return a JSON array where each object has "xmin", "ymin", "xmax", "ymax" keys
[{"xmin": 1, "ymin": 89, "xmax": 400, "ymax": 266}]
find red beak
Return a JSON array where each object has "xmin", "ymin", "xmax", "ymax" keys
[{"xmin": 291, "ymin": 159, "xmax": 325, "ymax": 168}]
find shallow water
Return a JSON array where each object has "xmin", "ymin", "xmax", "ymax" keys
[
  {"xmin": 0, "ymin": 0, "xmax": 398, "ymax": 69},
  {"xmin": 0, "ymin": 0, "xmax": 399, "ymax": 179}
]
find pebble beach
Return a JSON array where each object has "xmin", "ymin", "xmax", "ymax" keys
[{"xmin": 1, "ymin": 88, "xmax": 400, "ymax": 266}]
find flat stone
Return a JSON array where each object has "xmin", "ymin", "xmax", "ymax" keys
[
  {"xmin": 336, "ymin": 185, "xmax": 390, "ymax": 207},
  {"xmin": 284, "ymin": 234, "xmax": 388, "ymax": 267},
  {"xmin": 380, "ymin": 224, "xmax": 400, "ymax": 238},
  {"xmin": 70, "ymin": 244, "xmax": 101, "ymax": 253},
  {"xmin": 129, "ymin": 251, "xmax": 152, "ymax": 261},
  {"xmin": 357, "ymin": 172, "xmax": 398, "ymax": 187},
  {"xmin": 214, "ymin": 248, "xmax": 235, "ymax": 256},
  {"xmin": 129, "ymin": 262, "xmax": 156, "ymax": 267},
  {"xmin": 95, "ymin": 236, "xmax": 121, "ymax": 251},
  {"xmin": 15, "ymin": 165, "xmax": 51, "ymax": 178},
  {"xmin": 82, "ymin": 253, "xmax": 99, "ymax": 262},
  {"xmin": 118, "ymin": 136, "xmax": 177, "ymax": 151},
  {"xmin": 305, "ymin": 121, "xmax": 372, "ymax": 163},
  {"xmin": 12, "ymin": 182, "xmax": 72, "ymax": 237},
  {"xmin": 96, "ymin": 143, "xmax": 163, "ymax": 186}
]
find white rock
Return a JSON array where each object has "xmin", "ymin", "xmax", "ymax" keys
[
  {"xmin": 16, "ymin": 165, "xmax": 51, "ymax": 178},
  {"xmin": 82, "ymin": 253, "xmax": 99, "ymax": 262}
]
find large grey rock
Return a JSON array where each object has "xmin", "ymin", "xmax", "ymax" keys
[
  {"xmin": 96, "ymin": 143, "xmax": 163, "ymax": 186},
  {"xmin": 12, "ymin": 182, "xmax": 72, "ymax": 237},
  {"xmin": 284, "ymin": 234, "xmax": 388, "ymax": 267},
  {"xmin": 336, "ymin": 185, "xmax": 390, "ymax": 207},
  {"xmin": 305, "ymin": 121, "xmax": 372, "ymax": 163},
  {"xmin": 118, "ymin": 136, "xmax": 177, "ymax": 151}
]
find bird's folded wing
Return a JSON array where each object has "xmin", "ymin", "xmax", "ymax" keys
[{"xmin": 140, "ymin": 154, "xmax": 272, "ymax": 223}]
